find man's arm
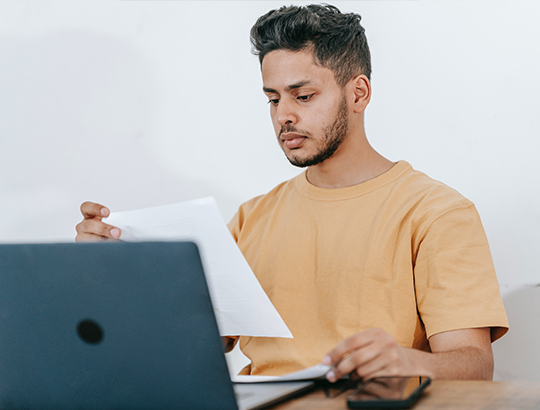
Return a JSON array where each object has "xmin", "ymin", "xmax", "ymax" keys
[{"xmin": 323, "ymin": 327, "xmax": 493, "ymax": 382}]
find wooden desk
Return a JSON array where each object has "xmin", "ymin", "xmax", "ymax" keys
[{"xmin": 271, "ymin": 381, "xmax": 540, "ymax": 409}]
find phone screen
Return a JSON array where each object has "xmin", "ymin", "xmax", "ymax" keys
[{"xmin": 347, "ymin": 376, "xmax": 430, "ymax": 408}]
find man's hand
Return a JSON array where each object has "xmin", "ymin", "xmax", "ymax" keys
[
  {"xmin": 322, "ymin": 328, "xmax": 418, "ymax": 382},
  {"xmin": 75, "ymin": 202, "xmax": 121, "ymax": 242},
  {"xmin": 323, "ymin": 327, "xmax": 494, "ymax": 382}
]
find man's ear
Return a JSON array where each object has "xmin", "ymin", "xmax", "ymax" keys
[{"xmin": 348, "ymin": 74, "xmax": 371, "ymax": 114}]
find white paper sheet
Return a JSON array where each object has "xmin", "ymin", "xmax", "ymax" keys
[
  {"xmin": 232, "ymin": 364, "xmax": 331, "ymax": 383},
  {"xmin": 104, "ymin": 197, "xmax": 292, "ymax": 338}
]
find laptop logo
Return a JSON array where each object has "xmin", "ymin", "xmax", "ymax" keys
[{"xmin": 77, "ymin": 319, "xmax": 104, "ymax": 345}]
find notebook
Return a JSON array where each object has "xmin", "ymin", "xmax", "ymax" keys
[{"xmin": 0, "ymin": 242, "xmax": 312, "ymax": 410}]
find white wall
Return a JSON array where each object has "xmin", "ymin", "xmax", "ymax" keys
[{"xmin": 1, "ymin": 1, "xmax": 539, "ymax": 380}]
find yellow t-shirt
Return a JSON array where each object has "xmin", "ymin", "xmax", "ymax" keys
[{"xmin": 228, "ymin": 161, "xmax": 509, "ymax": 376}]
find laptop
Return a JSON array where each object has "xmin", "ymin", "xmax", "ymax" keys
[{"xmin": 0, "ymin": 242, "xmax": 313, "ymax": 410}]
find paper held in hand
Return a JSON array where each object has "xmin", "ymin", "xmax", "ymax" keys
[{"xmin": 105, "ymin": 197, "xmax": 292, "ymax": 339}]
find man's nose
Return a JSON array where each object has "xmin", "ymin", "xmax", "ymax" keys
[{"xmin": 275, "ymin": 99, "xmax": 298, "ymax": 126}]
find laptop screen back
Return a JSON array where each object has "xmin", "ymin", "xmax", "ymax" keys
[{"xmin": 0, "ymin": 242, "xmax": 237, "ymax": 410}]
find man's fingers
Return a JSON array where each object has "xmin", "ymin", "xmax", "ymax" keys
[
  {"xmin": 323, "ymin": 328, "xmax": 382, "ymax": 366},
  {"xmin": 76, "ymin": 233, "xmax": 110, "ymax": 243},
  {"xmin": 75, "ymin": 230, "xmax": 121, "ymax": 243},
  {"xmin": 76, "ymin": 218, "xmax": 121, "ymax": 241},
  {"xmin": 326, "ymin": 343, "xmax": 383, "ymax": 382},
  {"xmin": 323, "ymin": 328, "xmax": 401, "ymax": 382},
  {"xmin": 80, "ymin": 201, "xmax": 110, "ymax": 220}
]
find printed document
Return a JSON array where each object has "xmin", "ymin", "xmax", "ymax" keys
[{"xmin": 105, "ymin": 197, "xmax": 292, "ymax": 338}]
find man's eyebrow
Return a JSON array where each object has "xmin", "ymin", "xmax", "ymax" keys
[{"xmin": 263, "ymin": 80, "xmax": 313, "ymax": 94}]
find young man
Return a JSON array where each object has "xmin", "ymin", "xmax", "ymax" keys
[{"xmin": 76, "ymin": 5, "xmax": 508, "ymax": 381}]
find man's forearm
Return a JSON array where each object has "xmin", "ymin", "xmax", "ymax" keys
[
  {"xmin": 409, "ymin": 345, "xmax": 494, "ymax": 380},
  {"xmin": 324, "ymin": 327, "xmax": 494, "ymax": 382}
]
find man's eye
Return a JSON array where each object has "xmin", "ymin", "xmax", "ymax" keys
[
  {"xmin": 267, "ymin": 99, "xmax": 280, "ymax": 105},
  {"xmin": 297, "ymin": 94, "xmax": 313, "ymax": 101}
]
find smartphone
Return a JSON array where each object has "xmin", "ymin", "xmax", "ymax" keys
[{"xmin": 347, "ymin": 376, "xmax": 431, "ymax": 409}]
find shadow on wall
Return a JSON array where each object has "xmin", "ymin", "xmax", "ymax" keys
[{"xmin": 493, "ymin": 285, "xmax": 540, "ymax": 381}]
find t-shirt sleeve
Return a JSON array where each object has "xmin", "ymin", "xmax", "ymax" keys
[
  {"xmin": 227, "ymin": 194, "xmax": 265, "ymax": 243},
  {"xmin": 414, "ymin": 205, "xmax": 509, "ymax": 342}
]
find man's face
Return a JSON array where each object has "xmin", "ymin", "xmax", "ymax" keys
[{"xmin": 261, "ymin": 50, "xmax": 349, "ymax": 168}]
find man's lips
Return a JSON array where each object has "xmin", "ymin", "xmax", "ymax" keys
[{"xmin": 281, "ymin": 132, "xmax": 307, "ymax": 149}]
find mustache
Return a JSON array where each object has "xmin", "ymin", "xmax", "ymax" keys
[{"xmin": 279, "ymin": 125, "xmax": 312, "ymax": 138}]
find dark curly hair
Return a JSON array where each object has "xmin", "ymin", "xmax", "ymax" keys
[{"xmin": 250, "ymin": 4, "xmax": 371, "ymax": 87}]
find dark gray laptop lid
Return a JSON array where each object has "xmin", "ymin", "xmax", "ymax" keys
[{"xmin": 0, "ymin": 242, "xmax": 237, "ymax": 410}]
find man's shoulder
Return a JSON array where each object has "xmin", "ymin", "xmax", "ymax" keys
[
  {"xmin": 237, "ymin": 173, "xmax": 302, "ymax": 214},
  {"xmin": 393, "ymin": 162, "xmax": 473, "ymax": 212},
  {"xmin": 227, "ymin": 174, "xmax": 302, "ymax": 236},
  {"xmin": 387, "ymin": 162, "xmax": 482, "ymax": 241}
]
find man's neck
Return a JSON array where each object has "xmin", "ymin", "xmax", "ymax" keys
[{"xmin": 305, "ymin": 134, "xmax": 394, "ymax": 189}]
